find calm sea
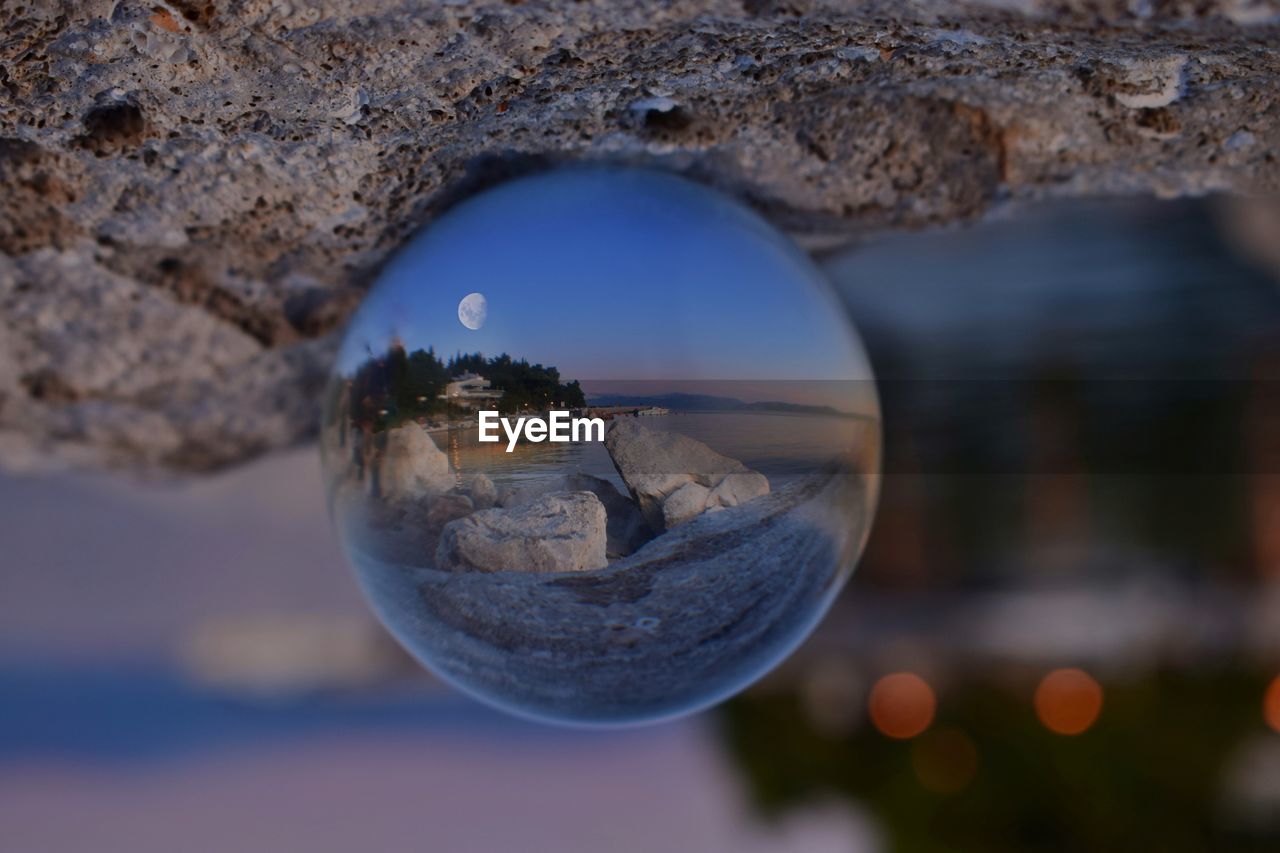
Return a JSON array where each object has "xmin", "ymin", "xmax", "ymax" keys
[{"xmin": 429, "ymin": 411, "xmax": 877, "ymax": 494}]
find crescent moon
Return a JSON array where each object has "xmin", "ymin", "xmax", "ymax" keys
[{"xmin": 458, "ymin": 292, "xmax": 487, "ymax": 330}]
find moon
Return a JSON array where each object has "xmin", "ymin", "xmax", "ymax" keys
[{"xmin": 458, "ymin": 292, "xmax": 487, "ymax": 330}]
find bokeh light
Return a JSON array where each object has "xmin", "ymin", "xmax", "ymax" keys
[
  {"xmin": 868, "ymin": 672, "xmax": 936, "ymax": 739},
  {"xmin": 911, "ymin": 727, "xmax": 980, "ymax": 794},
  {"xmin": 1034, "ymin": 668, "xmax": 1104, "ymax": 736},
  {"xmin": 1264, "ymin": 675, "xmax": 1280, "ymax": 733}
]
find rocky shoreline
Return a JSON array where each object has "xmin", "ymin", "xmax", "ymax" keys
[
  {"xmin": 342, "ymin": 416, "xmax": 781, "ymax": 575},
  {"xmin": 334, "ymin": 416, "xmax": 872, "ymax": 721},
  {"xmin": 350, "ymin": 464, "xmax": 868, "ymax": 722}
]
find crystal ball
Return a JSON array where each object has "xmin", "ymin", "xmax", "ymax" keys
[{"xmin": 321, "ymin": 167, "xmax": 880, "ymax": 725}]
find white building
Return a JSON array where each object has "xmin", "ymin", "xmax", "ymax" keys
[{"xmin": 440, "ymin": 372, "xmax": 503, "ymax": 408}]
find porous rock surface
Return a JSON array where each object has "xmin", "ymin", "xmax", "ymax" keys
[
  {"xmin": 460, "ymin": 472, "xmax": 497, "ymax": 510},
  {"xmin": 500, "ymin": 472, "xmax": 651, "ymax": 558},
  {"xmin": 606, "ymin": 419, "xmax": 770, "ymax": 531},
  {"xmin": 375, "ymin": 422, "xmax": 455, "ymax": 499},
  {"xmin": 1, "ymin": 1, "xmax": 1277, "ymax": 472},
  {"xmin": 434, "ymin": 490, "xmax": 609, "ymax": 573},
  {"xmin": 364, "ymin": 466, "xmax": 867, "ymax": 721}
]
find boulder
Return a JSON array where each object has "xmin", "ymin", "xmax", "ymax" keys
[
  {"xmin": 4, "ymin": 5, "xmax": 1279, "ymax": 475},
  {"xmin": 502, "ymin": 472, "xmax": 651, "ymax": 557},
  {"xmin": 435, "ymin": 491, "xmax": 608, "ymax": 573},
  {"xmin": 605, "ymin": 419, "xmax": 769, "ymax": 531},
  {"xmin": 375, "ymin": 424, "xmax": 454, "ymax": 500},
  {"xmin": 709, "ymin": 471, "xmax": 771, "ymax": 507},
  {"xmin": 662, "ymin": 482, "xmax": 713, "ymax": 530},
  {"xmin": 422, "ymin": 492, "xmax": 475, "ymax": 531},
  {"xmin": 460, "ymin": 472, "xmax": 497, "ymax": 510},
  {"xmin": 660, "ymin": 473, "xmax": 771, "ymax": 530}
]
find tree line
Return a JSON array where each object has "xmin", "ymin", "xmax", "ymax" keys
[{"xmin": 345, "ymin": 341, "xmax": 586, "ymax": 430}]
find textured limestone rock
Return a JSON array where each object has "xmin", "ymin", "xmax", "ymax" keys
[
  {"xmin": 1, "ymin": 1, "xmax": 1278, "ymax": 472},
  {"xmin": 662, "ymin": 481, "xmax": 717, "ymax": 530},
  {"xmin": 370, "ymin": 466, "xmax": 867, "ymax": 721},
  {"xmin": 375, "ymin": 423, "xmax": 454, "ymax": 499},
  {"xmin": 605, "ymin": 419, "xmax": 770, "ymax": 531},
  {"xmin": 659, "ymin": 470, "xmax": 772, "ymax": 528},
  {"xmin": 459, "ymin": 472, "xmax": 497, "ymax": 510},
  {"xmin": 501, "ymin": 472, "xmax": 651, "ymax": 557},
  {"xmin": 712, "ymin": 469, "xmax": 771, "ymax": 505},
  {"xmin": 434, "ymin": 490, "xmax": 609, "ymax": 573},
  {"xmin": 420, "ymin": 491, "xmax": 475, "ymax": 532}
]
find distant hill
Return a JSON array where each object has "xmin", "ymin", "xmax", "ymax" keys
[{"xmin": 585, "ymin": 392, "xmax": 854, "ymax": 417}]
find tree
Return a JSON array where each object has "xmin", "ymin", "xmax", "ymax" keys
[
  {"xmin": 559, "ymin": 379, "xmax": 586, "ymax": 408},
  {"xmin": 345, "ymin": 345, "xmax": 587, "ymax": 428}
]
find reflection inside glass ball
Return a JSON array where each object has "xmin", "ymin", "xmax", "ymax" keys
[{"xmin": 321, "ymin": 168, "xmax": 880, "ymax": 725}]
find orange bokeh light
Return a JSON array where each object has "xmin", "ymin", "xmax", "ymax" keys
[
  {"xmin": 1034, "ymin": 668, "xmax": 1104, "ymax": 736},
  {"xmin": 868, "ymin": 672, "xmax": 936, "ymax": 739},
  {"xmin": 1265, "ymin": 675, "xmax": 1280, "ymax": 733}
]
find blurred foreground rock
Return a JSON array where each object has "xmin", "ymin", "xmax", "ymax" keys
[{"xmin": 1, "ymin": 1, "xmax": 1277, "ymax": 472}]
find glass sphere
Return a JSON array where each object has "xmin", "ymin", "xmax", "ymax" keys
[{"xmin": 321, "ymin": 167, "xmax": 880, "ymax": 725}]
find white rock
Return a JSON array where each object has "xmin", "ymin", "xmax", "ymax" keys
[
  {"xmin": 662, "ymin": 481, "xmax": 713, "ymax": 529},
  {"xmin": 659, "ymin": 472, "xmax": 769, "ymax": 529},
  {"xmin": 501, "ymin": 472, "xmax": 651, "ymax": 557},
  {"xmin": 1115, "ymin": 55, "xmax": 1187, "ymax": 109},
  {"xmin": 709, "ymin": 471, "xmax": 770, "ymax": 508},
  {"xmin": 376, "ymin": 424, "xmax": 454, "ymax": 500},
  {"xmin": 435, "ymin": 491, "xmax": 608, "ymax": 573},
  {"xmin": 461, "ymin": 472, "xmax": 497, "ymax": 509},
  {"xmin": 605, "ymin": 419, "xmax": 769, "ymax": 532}
]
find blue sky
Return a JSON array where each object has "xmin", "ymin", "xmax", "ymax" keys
[{"xmin": 336, "ymin": 168, "xmax": 874, "ymax": 410}]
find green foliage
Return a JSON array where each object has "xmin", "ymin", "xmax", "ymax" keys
[
  {"xmin": 561, "ymin": 380, "xmax": 587, "ymax": 408},
  {"xmin": 345, "ymin": 342, "xmax": 586, "ymax": 429},
  {"xmin": 717, "ymin": 668, "xmax": 1276, "ymax": 853}
]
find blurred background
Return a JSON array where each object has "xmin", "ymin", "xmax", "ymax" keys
[{"xmin": 3, "ymin": 195, "xmax": 1279, "ymax": 852}]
